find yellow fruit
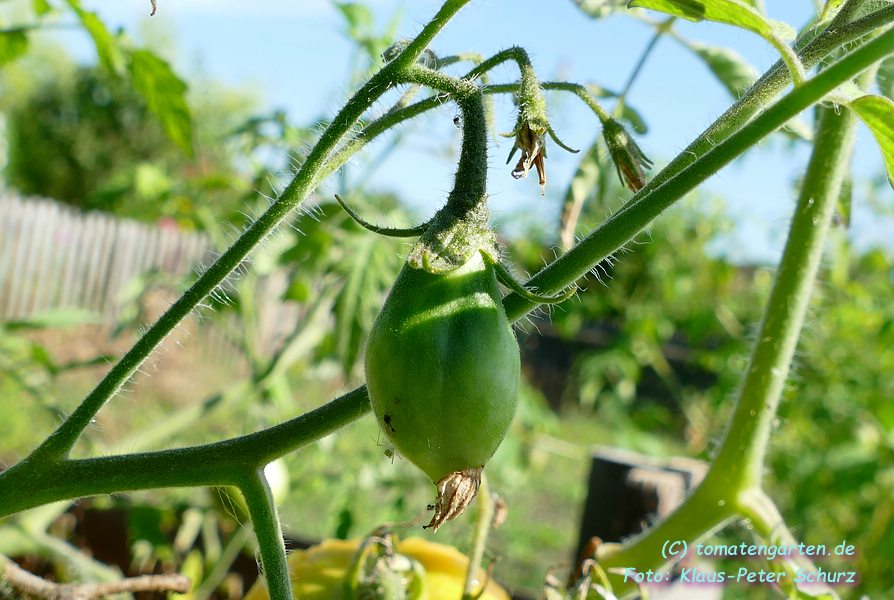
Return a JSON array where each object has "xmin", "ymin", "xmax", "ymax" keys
[{"xmin": 244, "ymin": 537, "xmax": 509, "ymax": 600}]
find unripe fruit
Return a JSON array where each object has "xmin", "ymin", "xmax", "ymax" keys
[{"xmin": 365, "ymin": 249, "xmax": 519, "ymax": 530}]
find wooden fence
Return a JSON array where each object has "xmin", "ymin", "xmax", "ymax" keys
[
  {"xmin": 0, "ymin": 193, "xmax": 301, "ymax": 365},
  {"xmin": 0, "ymin": 193, "xmax": 211, "ymax": 321}
]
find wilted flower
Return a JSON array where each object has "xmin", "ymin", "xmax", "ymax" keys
[
  {"xmin": 602, "ymin": 118, "xmax": 652, "ymax": 192},
  {"xmin": 507, "ymin": 119, "xmax": 548, "ymax": 194}
]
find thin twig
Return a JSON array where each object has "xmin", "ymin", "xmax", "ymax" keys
[{"xmin": 1, "ymin": 555, "xmax": 189, "ymax": 600}]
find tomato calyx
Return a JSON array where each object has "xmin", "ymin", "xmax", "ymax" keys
[
  {"xmin": 407, "ymin": 200, "xmax": 495, "ymax": 274},
  {"xmin": 424, "ymin": 466, "xmax": 482, "ymax": 532}
]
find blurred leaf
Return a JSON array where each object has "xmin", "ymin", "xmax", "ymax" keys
[
  {"xmin": 66, "ymin": 0, "xmax": 125, "ymax": 75},
  {"xmin": 849, "ymin": 95, "xmax": 894, "ymax": 188},
  {"xmin": 33, "ymin": 0, "xmax": 53, "ymax": 16},
  {"xmin": 127, "ymin": 49, "xmax": 195, "ymax": 157},
  {"xmin": 619, "ymin": 103, "xmax": 648, "ymax": 135},
  {"xmin": 334, "ymin": 505, "xmax": 354, "ymax": 539},
  {"xmin": 335, "ymin": 2, "xmax": 374, "ymax": 40},
  {"xmin": 0, "ymin": 30, "xmax": 28, "ymax": 67},
  {"xmin": 4, "ymin": 308, "xmax": 100, "ymax": 330},
  {"xmin": 135, "ymin": 162, "xmax": 174, "ymax": 199},
  {"xmin": 878, "ymin": 56, "xmax": 894, "ymax": 100},
  {"xmin": 629, "ymin": 0, "xmax": 796, "ymax": 41},
  {"xmin": 572, "ymin": 0, "xmax": 629, "ymax": 18},
  {"xmin": 29, "ymin": 344, "xmax": 58, "ymax": 375},
  {"xmin": 680, "ymin": 38, "xmax": 758, "ymax": 98}
]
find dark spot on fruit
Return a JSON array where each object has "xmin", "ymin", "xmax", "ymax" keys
[{"xmin": 383, "ymin": 414, "xmax": 396, "ymax": 432}]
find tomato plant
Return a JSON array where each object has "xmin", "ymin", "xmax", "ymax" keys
[{"xmin": 1, "ymin": 0, "xmax": 893, "ymax": 599}]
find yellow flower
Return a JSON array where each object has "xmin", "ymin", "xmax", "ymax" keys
[{"xmin": 244, "ymin": 537, "xmax": 510, "ymax": 600}]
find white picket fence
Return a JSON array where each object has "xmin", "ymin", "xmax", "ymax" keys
[{"xmin": 0, "ymin": 193, "xmax": 301, "ymax": 364}]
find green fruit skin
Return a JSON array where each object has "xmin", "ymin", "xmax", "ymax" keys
[{"xmin": 365, "ymin": 251, "xmax": 520, "ymax": 483}]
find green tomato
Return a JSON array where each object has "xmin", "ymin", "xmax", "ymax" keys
[{"xmin": 365, "ymin": 249, "xmax": 519, "ymax": 518}]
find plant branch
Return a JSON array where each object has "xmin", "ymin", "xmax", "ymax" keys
[
  {"xmin": 24, "ymin": 0, "xmax": 473, "ymax": 464},
  {"xmin": 501, "ymin": 25, "xmax": 894, "ymax": 321},
  {"xmin": 617, "ymin": 17, "xmax": 675, "ymax": 103},
  {"xmin": 238, "ymin": 471, "xmax": 290, "ymax": 600},
  {"xmin": 711, "ymin": 105, "xmax": 862, "ymax": 486},
  {"xmin": 0, "ymin": 386, "xmax": 370, "ymax": 517},
  {"xmin": 595, "ymin": 67, "xmax": 866, "ymax": 598}
]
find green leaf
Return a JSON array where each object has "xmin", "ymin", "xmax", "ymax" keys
[
  {"xmin": 4, "ymin": 309, "xmax": 100, "ymax": 330},
  {"xmin": 66, "ymin": 0, "xmax": 125, "ymax": 75},
  {"xmin": 127, "ymin": 49, "xmax": 194, "ymax": 157},
  {"xmin": 0, "ymin": 30, "xmax": 28, "ymax": 67},
  {"xmin": 818, "ymin": 0, "xmax": 845, "ymax": 22},
  {"xmin": 572, "ymin": 0, "xmax": 629, "ymax": 18},
  {"xmin": 849, "ymin": 95, "xmax": 894, "ymax": 188},
  {"xmin": 878, "ymin": 56, "xmax": 894, "ymax": 100},
  {"xmin": 33, "ymin": 0, "xmax": 53, "ymax": 16},
  {"xmin": 629, "ymin": 0, "xmax": 796, "ymax": 41},
  {"xmin": 335, "ymin": 2, "xmax": 374, "ymax": 41},
  {"xmin": 680, "ymin": 39, "xmax": 758, "ymax": 98}
]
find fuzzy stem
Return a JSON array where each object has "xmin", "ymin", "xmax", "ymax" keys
[
  {"xmin": 462, "ymin": 476, "xmax": 494, "ymax": 600},
  {"xmin": 502, "ymin": 26, "xmax": 894, "ymax": 320},
  {"xmin": 611, "ymin": 1, "xmax": 894, "ymax": 218},
  {"xmin": 238, "ymin": 470, "xmax": 290, "ymax": 600},
  {"xmin": 596, "ymin": 70, "xmax": 866, "ymax": 598},
  {"xmin": 711, "ymin": 104, "xmax": 860, "ymax": 487},
  {"xmin": 0, "ymin": 386, "xmax": 370, "ymax": 517},
  {"xmin": 24, "ymin": 0, "xmax": 473, "ymax": 463},
  {"xmin": 400, "ymin": 64, "xmax": 489, "ymax": 212}
]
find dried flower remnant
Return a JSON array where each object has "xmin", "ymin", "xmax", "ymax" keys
[
  {"xmin": 602, "ymin": 118, "xmax": 653, "ymax": 191},
  {"xmin": 507, "ymin": 119, "xmax": 548, "ymax": 194}
]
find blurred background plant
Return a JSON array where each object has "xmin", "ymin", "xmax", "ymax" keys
[{"xmin": 0, "ymin": 0, "xmax": 892, "ymax": 598}]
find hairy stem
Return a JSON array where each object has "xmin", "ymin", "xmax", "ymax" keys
[
  {"xmin": 25, "ymin": 0, "xmax": 473, "ymax": 463},
  {"xmin": 712, "ymin": 105, "xmax": 861, "ymax": 487},
  {"xmin": 596, "ymin": 69, "xmax": 866, "ymax": 598},
  {"xmin": 238, "ymin": 471, "xmax": 290, "ymax": 600},
  {"xmin": 0, "ymin": 387, "xmax": 370, "ymax": 517},
  {"xmin": 502, "ymin": 26, "xmax": 894, "ymax": 320},
  {"xmin": 609, "ymin": 1, "xmax": 894, "ymax": 222}
]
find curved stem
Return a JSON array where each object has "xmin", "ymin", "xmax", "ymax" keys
[
  {"xmin": 463, "ymin": 46, "xmax": 533, "ymax": 82},
  {"xmin": 617, "ymin": 17, "xmax": 675, "ymax": 103},
  {"xmin": 710, "ymin": 103, "xmax": 862, "ymax": 486},
  {"xmin": 334, "ymin": 194, "xmax": 428, "ymax": 237},
  {"xmin": 462, "ymin": 476, "xmax": 494, "ymax": 600},
  {"xmin": 502, "ymin": 26, "xmax": 894, "ymax": 321},
  {"xmin": 25, "ymin": 0, "xmax": 473, "ymax": 463},
  {"xmin": 0, "ymin": 387, "xmax": 370, "ymax": 517},
  {"xmin": 596, "ymin": 65, "xmax": 866, "ymax": 599},
  {"xmin": 610, "ymin": 2, "xmax": 894, "ymax": 219},
  {"xmin": 238, "ymin": 470, "xmax": 290, "ymax": 600}
]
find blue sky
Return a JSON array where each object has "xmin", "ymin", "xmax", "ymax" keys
[{"xmin": 18, "ymin": 0, "xmax": 894, "ymax": 262}]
